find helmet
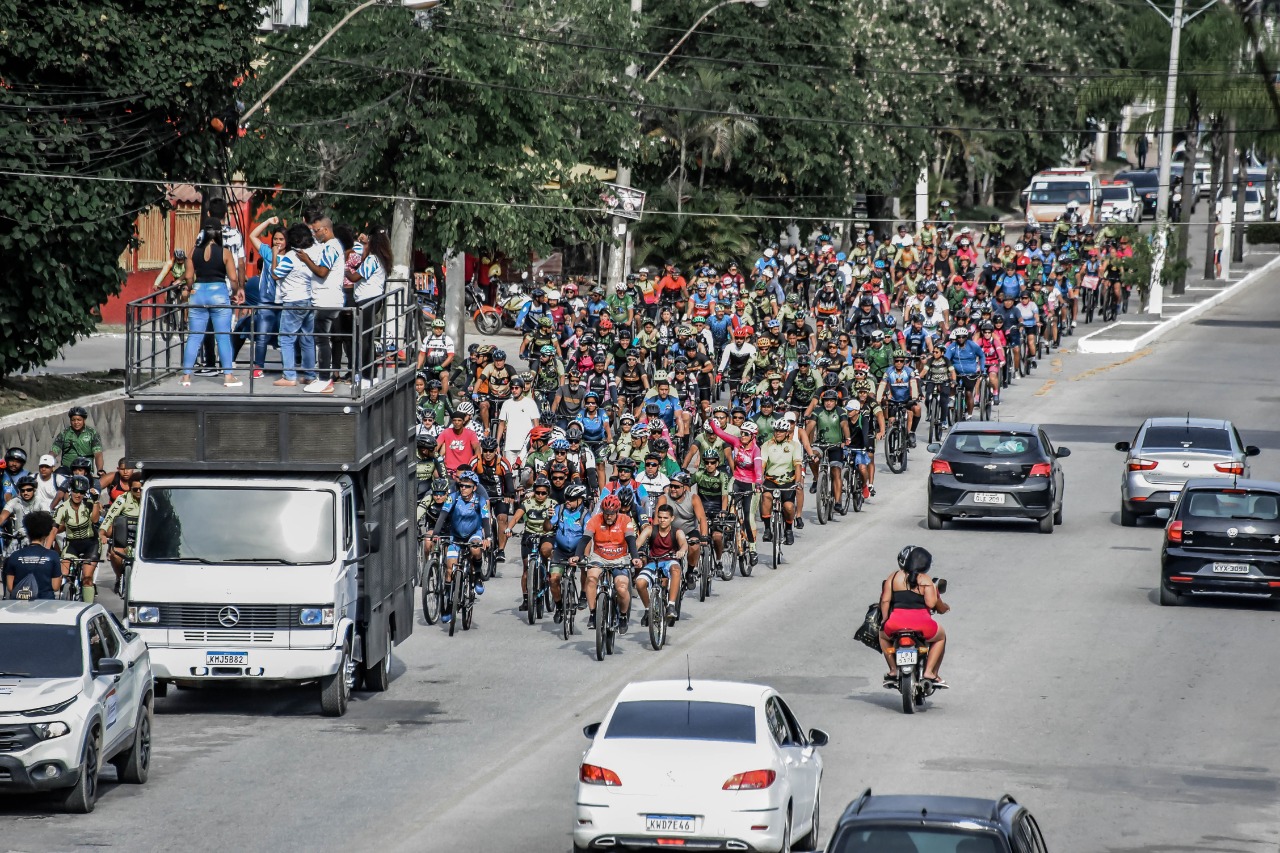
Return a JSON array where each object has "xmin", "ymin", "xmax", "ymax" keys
[
  {"xmin": 644, "ymin": 402, "xmax": 660, "ymax": 415},
  {"xmin": 740, "ymin": 421, "xmax": 759, "ymax": 436},
  {"xmin": 980, "ymin": 321, "xmax": 995, "ymax": 332},
  {"xmin": 456, "ymin": 471, "xmax": 479, "ymax": 485},
  {"xmin": 493, "ymin": 349, "xmax": 507, "ymax": 360},
  {"xmin": 954, "ymin": 326, "xmax": 971, "ymax": 337},
  {"xmin": 565, "ymin": 423, "xmax": 584, "ymax": 441},
  {"xmin": 648, "ymin": 438, "xmax": 670, "ymax": 454},
  {"xmin": 772, "ymin": 417, "xmax": 792, "ymax": 431},
  {"xmin": 68, "ymin": 406, "xmax": 88, "ymax": 419},
  {"xmin": 870, "ymin": 330, "xmax": 885, "ymax": 342},
  {"xmin": 431, "ymin": 477, "xmax": 452, "ymax": 495},
  {"xmin": 480, "ymin": 436, "xmax": 499, "ymax": 451},
  {"xmin": 909, "ymin": 313, "xmax": 924, "ymax": 323},
  {"xmin": 539, "ymin": 344, "xmax": 556, "ymax": 357},
  {"xmin": 759, "ymin": 395, "xmax": 775, "ymax": 407},
  {"xmin": 416, "ymin": 434, "xmax": 437, "ymax": 449},
  {"xmin": 564, "ymin": 484, "xmax": 588, "ymax": 502},
  {"xmin": 820, "ymin": 389, "xmax": 839, "ymax": 401},
  {"xmin": 701, "ymin": 449, "xmax": 721, "ymax": 462},
  {"xmin": 600, "ymin": 495, "xmax": 622, "ymax": 512},
  {"xmin": 455, "ymin": 401, "xmax": 475, "ymax": 416},
  {"xmin": 427, "ymin": 379, "xmax": 443, "ymax": 390},
  {"xmin": 68, "ymin": 475, "xmax": 91, "ymax": 494},
  {"xmin": 529, "ymin": 425, "xmax": 552, "ymax": 442},
  {"xmin": 897, "ymin": 544, "xmax": 918, "ymax": 569},
  {"xmin": 892, "ymin": 349, "xmax": 909, "ymax": 360},
  {"xmin": 1066, "ymin": 200, "xmax": 1079, "ymax": 209},
  {"xmin": 631, "ymin": 424, "xmax": 650, "ymax": 438},
  {"xmin": 652, "ymin": 370, "xmax": 670, "ymax": 383},
  {"xmin": 616, "ymin": 488, "xmax": 636, "ymax": 511},
  {"xmin": 883, "ymin": 315, "xmax": 897, "ymax": 329},
  {"xmin": 551, "ymin": 438, "xmax": 570, "ymax": 451},
  {"xmin": 671, "ymin": 471, "xmax": 693, "ymax": 487},
  {"xmin": 4, "ymin": 447, "xmax": 26, "ymax": 463},
  {"xmin": 16, "ymin": 474, "xmax": 37, "ymax": 490},
  {"xmin": 70, "ymin": 456, "xmax": 93, "ymax": 471},
  {"xmin": 532, "ymin": 476, "xmax": 552, "ymax": 490}
]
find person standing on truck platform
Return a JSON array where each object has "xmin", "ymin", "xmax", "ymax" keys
[
  {"xmin": 424, "ymin": 471, "xmax": 493, "ymax": 624},
  {"xmin": 296, "ymin": 217, "xmax": 347, "ymax": 395},
  {"xmin": 180, "ymin": 216, "xmax": 245, "ymax": 388},
  {"xmin": 442, "ymin": 407, "xmax": 482, "ymax": 476},
  {"xmin": 272, "ymin": 224, "xmax": 320, "ymax": 388}
]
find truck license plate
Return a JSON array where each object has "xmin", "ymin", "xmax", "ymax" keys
[
  {"xmin": 646, "ymin": 816, "xmax": 695, "ymax": 833},
  {"xmin": 896, "ymin": 648, "xmax": 918, "ymax": 666},
  {"xmin": 206, "ymin": 651, "xmax": 247, "ymax": 666},
  {"xmin": 1212, "ymin": 563, "xmax": 1250, "ymax": 574},
  {"xmin": 974, "ymin": 493, "xmax": 1005, "ymax": 505}
]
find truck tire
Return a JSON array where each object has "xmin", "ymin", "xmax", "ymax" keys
[
  {"xmin": 361, "ymin": 622, "xmax": 392, "ymax": 692},
  {"xmin": 320, "ymin": 637, "xmax": 354, "ymax": 717},
  {"xmin": 61, "ymin": 729, "xmax": 101, "ymax": 813},
  {"xmin": 111, "ymin": 699, "xmax": 152, "ymax": 784}
]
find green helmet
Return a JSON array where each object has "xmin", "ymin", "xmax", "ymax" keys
[
  {"xmin": 701, "ymin": 449, "xmax": 721, "ymax": 462},
  {"xmin": 786, "ymin": 293, "xmax": 800, "ymax": 305},
  {"xmin": 893, "ymin": 349, "xmax": 909, "ymax": 360}
]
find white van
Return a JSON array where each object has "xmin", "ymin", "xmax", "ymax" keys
[{"xmin": 1024, "ymin": 168, "xmax": 1102, "ymax": 227}]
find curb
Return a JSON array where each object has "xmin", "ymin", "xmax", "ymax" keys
[
  {"xmin": 1077, "ymin": 255, "xmax": 1280, "ymax": 353},
  {"xmin": 0, "ymin": 388, "xmax": 128, "ymax": 461}
]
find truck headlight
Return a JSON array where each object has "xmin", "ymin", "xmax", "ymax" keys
[
  {"xmin": 128, "ymin": 605, "xmax": 160, "ymax": 624},
  {"xmin": 20, "ymin": 696, "xmax": 78, "ymax": 717},
  {"xmin": 32, "ymin": 721, "xmax": 71, "ymax": 740},
  {"xmin": 299, "ymin": 607, "xmax": 335, "ymax": 626}
]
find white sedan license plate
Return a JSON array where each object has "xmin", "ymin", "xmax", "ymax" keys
[
  {"xmin": 646, "ymin": 815, "xmax": 695, "ymax": 833},
  {"xmin": 896, "ymin": 648, "xmax": 918, "ymax": 666},
  {"xmin": 1212, "ymin": 563, "xmax": 1251, "ymax": 574},
  {"xmin": 206, "ymin": 651, "xmax": 247, "ymax": 666},
  {"xmin": 973, "ymin": 492, "xmax": 1006, "ymax": 505}
]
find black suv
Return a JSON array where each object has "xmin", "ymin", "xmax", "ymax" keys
[
  {"xmin": 1157, "ymin": 477, "xmax": 1280, "ymax": 606},
  {"xmin": 1114, "ymin": 169, "xmax": 1160, "ymax": 218},
  {"xmin": 826, "ymin": 790, "xmax": 1049, "ymax": 852}
]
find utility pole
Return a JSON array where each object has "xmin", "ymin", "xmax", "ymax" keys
[{"xmin": 604, "ymin": 0, "xmax": 643, "ymax": 295}]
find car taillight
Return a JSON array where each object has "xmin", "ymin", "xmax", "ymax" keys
[
  {"xmin": 580, "ymin": 763, "xmax": 622, "ymax": 786},
  {"xmin": 1128, "ymin": 459, "xmax": 1158, "ymax": 471},
  {"xmin": 1167, "ymin": 520, "xmax": 1183, "ymax": 545},
  {"xmin": 931, "ymin": 460, "xmax": 952, "ymax": 474},
  {"xmin": 723, "ymin": 770, "xmax": 777, "ymax": 790},
  {"xmin": 1214, "ymin": 462, "xmax": 1245, "ymax": 474},
  {"xmin": 1029, "ymin": 463, "xmax": 1052, "ymax": 477}
]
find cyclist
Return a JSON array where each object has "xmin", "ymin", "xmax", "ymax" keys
[
  {"xmin": 545, "ymin": 483, "xmax": 590, "ymax": 621},
  {"xmin": 51, "ymin": 405, "xmax": 105, "ymax": 477},
  {"xmin": 635, "ymin": 504, "xmax": 686, "ymax": 625},
  {"xmin": 564, "ymin": 424, "xmax": 600, "ymax": 497},
  {"xmin": 415, "ymin": 318, "xmax": 456, "ymax": 394},
  {"xmin": 552, "ymin": 369, "xmax": 589, "ymax": 430},
  {"xmin": 54, "ymin": 475, "xmax": 101, "ymax": 601},
  {"xmin": 691, "ymin": 450, "xmax": 732, "ymax": 559},
  {"xmin": 877, "ymin": 350, "xmax": 921, "ymax": 448},
  {"xmin": 99, "ymin": 473, "xmax": 143, "ymax": 596},
  {"xmin": 579, "ymin": 494, "xmax": 641, "ymax": 633},
  {"xmin": 508, "ymin": 476, "xmax": 556, "ymax": 613},
  {"xmin": 943, "ymin": 327, "xmax": 986, "ymax": 419},
  {"xmin": 415, "ymin": 434, "xmax": 446, "ymax": 499},
  {"xmin": 424, "ymin": 471, "xmax": 492, "ymax": 625},
  {"xmin": 1, "ymin": 447, "xmax": 27, "ymax": 505},
  {"xmin": 0, "ymin": 474, "xmax": 40, "ymax": 556},
  {"xmin": 1014, "ymin": 291, "xmax": 1042, "ymax": 368},
  {"xmin": 716, "ymin": 328, "xmax": 756, "ymax": 402},
  {"xmin": 416, "ymin": 477, "xmax": 452, "ymax": 535},
  {"xmin": 653, "ymin": 471, "xmax": 709, "ymax": 587},
  {"xmin": 975, "ymin": 322, "xmax": 1005, "ymax": 405},
  {"xmin": 806, "ymin": 389, "xmax": 851, "ymax": 513},
  {"xmin": 846, "ymin": 390, "xmax": 883, "ymax": 499},
  {"xmin": 478, "ymin": 349, "xmax": 514, "ymax": 433},
  {"xmin": 760, "ymin": 417, "xmax": 805, "ymax": 546},
  {"xmin": 473, "ymin": 437, "xmax": 515, "ymax": 560},
  {"xmin": 707, "ymin": 417, "xmax": 762, "ymax": 565}
]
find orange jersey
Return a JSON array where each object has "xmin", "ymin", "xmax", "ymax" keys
[{"xmin": 586, "ymin": 513, "xmax": 635, "ymax": 561}]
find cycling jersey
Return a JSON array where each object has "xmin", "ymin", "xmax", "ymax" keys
[
  {"xmin": 648, "ymin": 393, "xmax": 679, "ymax": 430},
  {"xmin": 519, "ymin": 496, "xmax": 556, "ymax": 535},
  {"xmin": 576, "ymin": 409, "xmax": 608, "ymax": 442},
  {"xmin": 436, "ymin": 492, "xmax": 490, "ymax": 540},
  {"xmin": 419, "ymin": 334, "xmax": 454, "ymax": 368},
  {"xmin": 902, "ymin": 326, "xmax": 933, "ymax": 356},
  {"xmin": 761, "ymin": 438, "xmax": 803, "ymax": 484},
  {"xmin": 1015, "ymin": 302, "xmax": 1040, "ymax": 328},
  {"xmin": 550, "ymin": 503, "xmax": 590, "ymax": 554},
  {"xmin": 584, "ymin": 513, "xmax": 635, "ymax": 561},
  {"xmin": 709, "ymin": 420, "xmax": 763, "ymax": 484},
  {"xmin": 481, "ymin": 364, "xmax": 513, "ymax": 399},
  {"xmin": 692, "ymin": 468, "xmax": 731, "ymax": 502},
  {"xmin": 944, "ymin": 340, "xmax": 986, "ymax": 376},
  {"xmin": 808, "ymin": 408, "xmax": 846, "ymax": 445},
  {"xmin": 54, "ymin": 500, "xmax": 95, "ymax": 540},
  {"xmin": 441, "ymin": 426, "xmax": 479, "ymax": 473},
  {"xmin": 977, "ymin": 335, "xmax": 1004, "ymax": 368},
  {"xmin": 880, "ymin": 366, "xmax": 917, "ymax": 403}
]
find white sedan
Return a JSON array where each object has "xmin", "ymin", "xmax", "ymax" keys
[{"xmin": 574, "ymin": 679, "xmax": 828, "ymax": 853}]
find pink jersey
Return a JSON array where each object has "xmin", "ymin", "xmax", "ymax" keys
[{"xmin": 710, "ymin": 420, "xmax": 763, "ymax": 485}]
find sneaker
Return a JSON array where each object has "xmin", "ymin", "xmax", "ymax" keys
[
  {"xmin": 518, "ymin": 599, "xmax": 528, "ymax": 612},
  {"xmin": 304, "ymin": 379, "xmax": 334, "ymax": 394},
  {"xmin": 252, "ymin": 369, "xmax": 265, "ymax": 379},
  {"xmin": 993, "ymin": 395, "xmax": 1001, "ymax": 406},
  {"xmin": 578, "ymin": 591, "xmax": 588, "ymax": 609},
  {"xmin": 474, "ymin": 582, "xmax": 485, "ymax": 596},
  {"xmin": 195, "ymin": 367, "xmax": 218, "ymax": 377},
  {"xmin": 618, "ymin": 618, "xmax": 629, "ymax": 635},
  {"xmin": 794, "ymin": 515, "xmax": 804, "ymax": 530},
  {"xmin": 862, "ymin": 485, "xmax": 871, "ymax": 500},
  {"xmin": 587, "ymin": 612, "xmax": 597, "ymax": 629},
  {"xmin": 784, "ymin": 529, "xmax": 795, "ymax": 546},
  {"xmin": 749, "ymin": 551, "xmax": 759, "ymax": 566},
  {"xmin": 809, "ymin": 482, "xmax": 817, "ymax": 494},
  {"xmin": 442, "ymin": 613, "xmax": 453, "ymax": 624},
  {"xmin": 666, "ymin": 603, "xmax": 678, "ymax": 621},
  {"xmin": 834, "ymin": 504, "xmax": 846, "ymax": 516},
  {"xmin": 553, "ymin": 607, "xmax": 564, "ymax": 624},
  {"xmin": 640, "ymin": 611, "xmax": 650, "ymax": 628},
  {"xmin": 495, "ymin": 552, "xmax": 505, "ymax": 563},
  {"xmin": 908, "ymin": 434, "xmax": 917, "ymax": 448},
  {"xmin": 762, "ymin": 526, "xmax": 774, "ymax": 542},
  {"xmin": 869, "ymin": 485, "xmax": 877, "ymax": 497},
  {"xmin": 114, "ymin": 576, "xmax": 124, "ymax": 597},
  {"xmin": 223, "ymin": 377, "xmax": 244, "ymax": 388},
  {"xmin": 273, "ymin": 378, "xmax": 298, "ymax": 387}
]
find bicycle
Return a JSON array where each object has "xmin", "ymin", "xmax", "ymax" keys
[
  {"xmin": 924, "ymin": 383, "xmax": 950, "ymax": 444},
  {"xmin": 845, "ymin": 459, "xmax": 865, "ymax": 513},
  {"xmin": 812, "ymin": 444, "xmax": 837, "ymax": 525},
  {"xmin": 707, "ymin": 508, "xmax": 743, "ymax": 581},
  {"xmin": 418, "ymin": 527, "xmax": 445, "ymax": 625},
  {"xmin": 61, "ymin": 555, "xmax": 94, "ymax": 602},
  {"xmin": 764, "ymin": 486, "xmax": 788, "ymax": 570},
  {"xmin": 591, "ymin": 562, "xmax": 619, "ymax": 661},
  {"xmin": 558, "ymin": 559, "xmax": 579, "ymax": 640},
  {"xmin": 883, "ymin": 401, "xmax": 911, "ymax": 474},
  {"xmin": 975, "ymin": 373, "xmax": 993, "ymax": 422},
  {"xmin": 694, "ymin": 537, "xmax": 716, "ymax": 604},
  {"xmin": 636, "ymin": 550, "xmax": 669, "ymax": 651},
  {"xmin": 1080, "ymin": 276, "xmax": 1099, "ymax": 324},
  {"xmin": 441, "ymin": 538, "xmax": 478, "ymax": 637},
  {"xmin": 526, "ymin": 542, "xmax": 552, "ymax": 626}
]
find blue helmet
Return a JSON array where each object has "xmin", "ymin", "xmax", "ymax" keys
[
  {"xmin": 551, "ymin": 438, "xmax": 570, "ymax": 451},
  {"xmin": 883, "ymin": 315, "xmax": 897, "ymax": 328},
  {"xmin": 493, "ymin": 349, "xmax": 507, "ymax": 360}
]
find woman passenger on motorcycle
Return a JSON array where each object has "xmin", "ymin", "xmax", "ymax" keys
[{"xmin": 879, "ymin": 546, "xmax": 950, "ymax": 688}]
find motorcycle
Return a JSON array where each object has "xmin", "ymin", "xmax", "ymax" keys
[
  {"xmin": 467, "ymin": 281, "xmax": 504, "ymax": 336},
  {"xmin": 889, "ymin": 578, "xmax": 947, "ymax": 714},
  {"xmin": 497, "ymin": 278, "xmax": 531, "ymax": 331}
]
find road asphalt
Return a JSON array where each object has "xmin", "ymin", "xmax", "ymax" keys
[{"xmin": 5, "ymin": 275, "xmax": 1280, "ymax": 853}]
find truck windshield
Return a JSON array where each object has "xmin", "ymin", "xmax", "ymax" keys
[
  {"xmin": 140, "ymin": 487, "xmax": 336, "ymax": 565},
  {"xmin": 1029, "ymin": 181, "xmax": 1090, "ymax": 205}
]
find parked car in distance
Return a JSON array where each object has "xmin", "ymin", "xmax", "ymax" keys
[
  {"xmin": 1215, "ymin": 186, "xmax": 1265, "ymax": 223},
  {"xmin": 1099, "ymin": 180, "xmax": 1140, "ymax": 223},
  {"xmin": 926, "ymin": 422, "xmax": 1070, "ymax": 534},
  {"xmin": 1114, "ymin": 169, "xmax": 1160, "ymax": 218},
  {"xmin": 1157, "ymin": 478, "xmax": 1280, "ymax": 606},
  {"xmin": 575, "ymin": 679, "xmax": 827, "ymax": 853},
  {"xmin": 0, "ymin": 601, "xmax": 154, "ymax": 813},
  {"xmin": 1117, "ymin": 417, "xmax": 1260, "ymax": 526},
  {"xmin": 826, "ymin": 789, "xmax": 1049, "ymax": 853}
]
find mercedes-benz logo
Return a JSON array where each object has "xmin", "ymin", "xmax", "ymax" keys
[
  {"xmin": 217, "ymin": 606, "xmax": 241, "ymax": 627},
  {"xmin": 1227, "ymin": 528, "xmax": 1238, "ymax": 539}
]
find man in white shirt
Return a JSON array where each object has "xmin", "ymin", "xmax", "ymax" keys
[
  {"xmin": 496, "ymin": 378, "xmax": 541, "ymax": 467},
  {"xmin": 33, "ymin": 455, "xmax": 62, "ymax": 512},
  {"xmin": 416, "ymin": 318, "xmax": 457, "ymax": 394}
]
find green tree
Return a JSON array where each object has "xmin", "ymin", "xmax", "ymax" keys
[{"xmin": 0, "ymin": 0, "xmax": 261, "ymax": 376}]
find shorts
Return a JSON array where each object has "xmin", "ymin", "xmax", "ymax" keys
[
  {"xmin": 956, "ymin": 374, "xmax": 980, "ymax": 392},
  {"xmin": 822, "ymin": 445, "xmax": 845, "ymax": 467},
  {"xmin": 883, "ymin": 608, "xmax": 939, "ymax": 641},
  {"xmin": 637, "ymin": 560, "xmax": 678, "ymax": 587},
  {"xmin": 850, "ymin": 450, "xmax": 871, "ymax": 466},
  {"xmin": 588, "ymin": 555, "xmax": 633, "ymax": 578},
  {"xmin": 763, "ymin": 478, "xmax": 796, "ymax": 504},
  {"xmin": 446, "ymin": 534, "xmax": 484, "ymax": 559},
  {"xmin": 1004, "ymin": 327, "xmax": 1023, "ymax": 345},
  {"xmin": 488, "ymin": 498, "xmax": 511, "ymax": 517},
  {"xmin": 521, "ymin": 532, "xmax": 552, "ymax": 560},
  {"xmin": 62, "ymin": 538, "xmax": 97, "ymax": 562},
  {"xmin": 552, "ymin": 547, "xmax": 578, "ymax": 567}
]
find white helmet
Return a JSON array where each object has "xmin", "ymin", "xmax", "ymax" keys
[
  {"xmin": 740, "ymin": 421, "xmax": 759, "ymax": 436},
  {"xmin": 1066, "ymin": 200, "xmax": 1080, "ymax": 210},
  {"xmin": 455, "ymin": 401, "xmax": 475, "ymax": 416},
  {"xmin": 772, "ymin": 417, "xmax": 792, "ymax": 431}
]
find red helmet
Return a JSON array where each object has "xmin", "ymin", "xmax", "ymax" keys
[{"xmin": 601, "ymin": 494, "xmax": 622, "ymax": 512}]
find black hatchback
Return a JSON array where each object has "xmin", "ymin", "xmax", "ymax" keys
[
  {"xmin": 826, "ymin": 789, "xmax": 1049, "ymax": 853},
  {"xmin": 1157, "ymin": 478, "xmax": 1280, "ymax": 606},
  {"xmin": 926, "ymin": 422, "xmax": 1070, "ymax": 533}
]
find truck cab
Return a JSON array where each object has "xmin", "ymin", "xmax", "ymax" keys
[
  {"xmin": 121, "ymin": 290, "xmax": 417, "ymax": 716},
  {"xmin": 1023, "ymin": 167, "xmax": 1101, "ymax": 228}
]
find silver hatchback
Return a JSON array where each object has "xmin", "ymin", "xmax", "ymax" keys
[{"xmin": 1116, "ymin": 417, "xmax": 1260, "ymax": 526}]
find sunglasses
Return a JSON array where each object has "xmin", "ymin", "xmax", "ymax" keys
[
  {"xmin": 130, "ymin": 487, "xmax": 143, "ymax": 493},
  {"xmin": 533, "ymin": 490, "xmax": 549, "ymax": 497},
  {"xmin": 645, "ymin": 461, "xmax": 660, "ymax": 466},
  {"xmin": 550, "ymin": 474, "xmax": 567, "ymax": 480},
  {"xmin": 19, "ymin": 487, "xmax": 35, "ymax": 492},
  {"xmin": 731, "ymin": 413, "xmax": 745, "ymax": 419},
  {"xmin": 458, "ymin": 483, "xmax": 475, "ymax": 489}
]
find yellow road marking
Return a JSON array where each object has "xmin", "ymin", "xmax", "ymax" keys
[
  {"xmin": 1070, "ymin": 347, "xmax": 1152, "ymax": 382},
  {"xmin": 1034, "ymin": 379, "xmax": 1056, "ymax": 396}
]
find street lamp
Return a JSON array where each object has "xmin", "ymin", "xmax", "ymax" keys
[
  {"xmin": 241, "ymin": 0, "xmax": 443, "ymax": 123},
  {"xmin": 605, "ymin": 0, "xmax": 770, "ymax": 291}
]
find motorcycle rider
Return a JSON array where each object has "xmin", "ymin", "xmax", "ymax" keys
[{"xmin": 879, "ymin": 545, "xmax": 950, "ymax": 688}]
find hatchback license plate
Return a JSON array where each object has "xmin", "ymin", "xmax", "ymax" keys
[
  {"xmin": 646, "ymin": 816, "xmax": 695, "ymax": 833},
  {"xmin": 1212, "ymin": 563, "xmax": 1250, "ymax": 574},
  {"xmin": 206, "ymin": 651, "xmax": 247, "ymax": 666},
  {"xmin": 896, "ymin": 648, "xmax": 918, "ymax": 666},
  {"xmin": 973, "ymin": 492, "xmax": 1005, "ymax": 505}
]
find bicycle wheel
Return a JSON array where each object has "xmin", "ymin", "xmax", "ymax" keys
[
  {"xmin": 422, "ymin": 559, "xmax": 442, "ymax": 625},
  {"xmin": 448, "ymin": 572, "xmax": 462, "ymax": 637},
  {"xmin": 604, "ymin": 593, "xmax": 616, "ymax": 656},
  {"xmin": 486, "ymin": 547, "xmax": 498, "ymax": 580},
  {"xmin": 718, "ymin": 527, "xmax": 735, "ymax": 581},
  {"xmin": 816, "ymin": 466, "xmax": 830, "ymax": 525},
  {"xmin": 698, "ymin": 554, "xmax": 710, "ymax": 602},
  {"xmin": 851, "ymin": 468, "xmax": 865, "ymax": 513},
  {"xmin": 594, "ymin": 589, "xmax": 608, "ymax": 660},
  {"xmin": 461, "ymin": 579, "xmax": 475, "ymax": 631},
  {"xmin": 771, "ymin": 514, "xmax": 782, "ymax": 570},
  {"xmin": 979, "ymin": 379, "xmax": 993, "ymax": 421},
  {"xmin": 527, "ymin": 559, "xmax": 540, "ymax": 625},
  {"xmin": 649, "ymin": 586, "xmax": 666, "ymax": 651},
  {"xmin": 886, "ymin": 427, "xmax": 906, "ymax": 474},
  {"xmin": 562, "ymin": 572, "xmax": 576, "ymax": 639}
]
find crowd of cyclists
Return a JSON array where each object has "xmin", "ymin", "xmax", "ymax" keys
[{"xmin": 408, "ymin": 204, "xmax": 1135, "ymax": 649}]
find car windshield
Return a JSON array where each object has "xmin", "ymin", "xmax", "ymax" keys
[
  {"xmin": 140, "ymin": 487, "xmax": 336, "ymax": 565},
  {"xmin": 0, "ymin": 623, "xmax": 83, "ymax": 679},
  {"xmin": 1029, "ymin": 181, "xmax": 1090, "ymax": 205},
  {"xmin": 1142, "ymin": 426, "xmax": 1233, "ymax": 452},
  {"xmin": 1101, "ymin": 186, "xmax": 1131, "ymax": 200},
  {"xmin": 947, "ymin": 431, "xmax": 1038, "ymax": 457},
  {"xmin": 1118, "ymin": 172, "xmax": 1158, "ymax": 189},
  {"xmin": 1185, "ymin": 491, "xmax": 1280, "ymax": 521},
  {"xmin": 834, "ymin": 827, "xmax": 1004, "ymax": 853},
  {"xmin": 605, "ymin": 700, "xmax": 756, "ymax": 743}
]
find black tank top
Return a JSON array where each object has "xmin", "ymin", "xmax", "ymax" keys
[
  {"xmin": 192, "ymin": 239, "xmax": 227, "ymax": 282},
  {"xmin": 890, "ymin": 572, "xmax": 928, "ymax": 610}
]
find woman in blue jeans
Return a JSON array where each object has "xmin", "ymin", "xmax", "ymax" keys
[{"xmin": 181, "ymin": 217, "xmax": 245, "ymax": 388}]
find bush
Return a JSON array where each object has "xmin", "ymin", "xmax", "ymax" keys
[{"xmin": 1246, "ymin": 222, "xmax": 1280, "ymax": 245}]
